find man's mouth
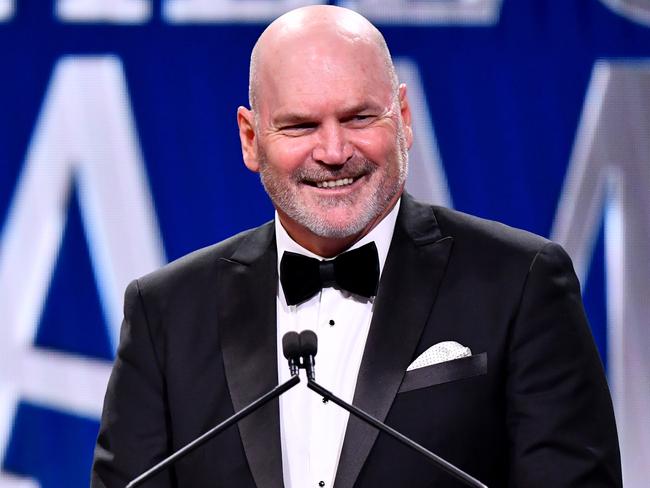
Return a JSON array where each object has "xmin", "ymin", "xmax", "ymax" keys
[{"xmin": 315, "ymin": 177, "xmax": 355, "ymax": 189}]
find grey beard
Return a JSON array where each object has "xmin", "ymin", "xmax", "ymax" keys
[
  {"xmin": 258, "ymin": 128, "xmax": 409, "ymax": 239},
  {"xmin": 259, "ymin": 164, "xmax": 379, "ymax": 238}
]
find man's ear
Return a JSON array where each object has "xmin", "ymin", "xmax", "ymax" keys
[
  {"xmin": 398, "ymin": 83, "xmax": 414, "ymax": 149},
  {"xmin": 237, "ymin": 106, "xmax": 260, "ymax": 173}
]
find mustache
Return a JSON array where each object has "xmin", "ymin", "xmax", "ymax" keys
[{"xmin": 293, "ymin": 158, "xmax": 376, "ymax": 183}]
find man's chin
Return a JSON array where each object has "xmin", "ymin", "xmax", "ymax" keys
[{"xmin": 300, "ymin": 210, "xmax": 373, "ymax": 239}]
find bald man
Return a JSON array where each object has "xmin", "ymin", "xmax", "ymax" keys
[{"xmin": 92, "ymin": 6, "xmax": 621, "ymax": 488}]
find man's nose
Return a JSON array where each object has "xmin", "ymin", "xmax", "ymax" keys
[{"xmin": 312, "ymin": 123, "xmax": 353, "ymax": 165}]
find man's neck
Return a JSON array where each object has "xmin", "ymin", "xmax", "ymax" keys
[
  {"xmin": 277, "ymin": 198, "xmax": 401, "ymax": 258},
  {"xmin": 279, "ymin": 227, "xmax": 362, "ymax": 258}
]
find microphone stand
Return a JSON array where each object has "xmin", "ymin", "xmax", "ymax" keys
[
  {"xmin": 126, "ymin": 375, "xmax": 300, "ymax": 488},
  {"xmin": 307, "ymin": 379, "xmax": 488, "ymax": 488}
]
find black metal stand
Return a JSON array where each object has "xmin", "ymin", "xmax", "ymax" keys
[
  {"xmin": 307, "ymin": 379, "xmax": 488, "ymax": 488},
  {"xmin": 126, "ymin": 374, "xmax": 301, "ymax": 488}
]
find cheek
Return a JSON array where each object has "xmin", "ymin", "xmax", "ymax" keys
[
  {"xmin": 351, "ymin": 129, "xmax": 400, "ymax": 166},
  {"xmin": 264, "ymin": 138, "xmax": 313, "ymax": 172}
]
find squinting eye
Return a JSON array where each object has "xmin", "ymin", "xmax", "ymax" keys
[
  {"xmin": 347, "ymin": 114, "xmax": 374, "ymax": 124},
  {"xmin": 282, "ymin": 122, "xmax": 317, "ymax": 132}
]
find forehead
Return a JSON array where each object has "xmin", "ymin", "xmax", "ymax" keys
[{"xmin": 256, "ymin": 34, "xmax": 394, "ymax": 119}]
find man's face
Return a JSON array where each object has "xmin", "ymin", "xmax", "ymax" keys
[{"xmin": 240, "ymin": 33, "xmax": 413, "ymax": 247}]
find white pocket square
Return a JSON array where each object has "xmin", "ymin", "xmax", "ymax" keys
[{"xmin": 406, "ymin": 341, "xmax": 472, "ymax": 371}]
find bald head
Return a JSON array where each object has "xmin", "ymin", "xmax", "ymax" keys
[
  {"xmin": 248, "ymin": 5, "xmax": 398, "ymax": 112},
  {"xmin": 237, "ymin": 5, "xmax": 412, "ymax": 256}
]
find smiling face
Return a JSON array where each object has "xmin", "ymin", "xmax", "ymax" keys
[{"xmin": 238, "ymin": 7, "xmax": 413, "ymax": 256}]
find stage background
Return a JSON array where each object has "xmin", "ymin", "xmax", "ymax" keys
[{"xmin": 0, "ymin": 1, "xmax": 648, "ymax": 486}]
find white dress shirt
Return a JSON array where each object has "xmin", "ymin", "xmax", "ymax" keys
[{"xmin": 275, "ymin": 200, "xmax": 400, "ymax": 488}]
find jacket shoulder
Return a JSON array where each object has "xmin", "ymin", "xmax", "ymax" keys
[
  {"xmin": 133, "ymin": 221, "xmax": 274, "ymax": 295},
  {"xmin": 431, "ymin": 205, "xmax": 552, "ymax": 256},
  {"xmin": 425, "ymin": 204, "xmax": 575, "ymax": 283}
]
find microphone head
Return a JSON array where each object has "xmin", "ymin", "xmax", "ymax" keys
[
  {"xmin": 299, "ymin": 330, "xmax": 318, "ymax": 357},
  {"xmin": 282, "ymin": 331, "xmax": 301, "ymax": 360}
]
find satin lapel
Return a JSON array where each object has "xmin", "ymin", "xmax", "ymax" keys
[
  {"xmin": 217, "ymin": 223, "xmax": 284, "ymax": 488},
  {"xmin": 334, "ymin": 196, "xmax": 453, "ymax": 488}
]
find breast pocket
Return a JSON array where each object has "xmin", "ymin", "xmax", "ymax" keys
[{"xmin": 398, "ymin": 352, "xmax": 488, "ymax": 393}]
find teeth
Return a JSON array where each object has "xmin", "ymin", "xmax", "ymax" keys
[{"xmin": 316, "ymin": 178, "xmax": 354, "ymax": 189}]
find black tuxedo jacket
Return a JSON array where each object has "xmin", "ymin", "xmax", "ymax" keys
[{"xmin": 92, "ymin": 194, "xmax": 621, "ymax": 487}]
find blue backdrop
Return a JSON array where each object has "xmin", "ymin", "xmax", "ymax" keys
[{"xmin": 0, "ymin": 1, "xmax": 649, "ymax": 486}]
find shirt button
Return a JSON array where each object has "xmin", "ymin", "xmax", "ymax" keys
[
  {"xmin": 329, "ymin": 319, "xmax": 335, "ymax": 326},
  {"xmin": 319, "ymin": 482, "xmax": 325, "ymax": 487}
]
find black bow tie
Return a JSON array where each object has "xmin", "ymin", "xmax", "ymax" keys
[{"xmin": 280, "ymin": 242, "xmax": 380, "ymax": 306}]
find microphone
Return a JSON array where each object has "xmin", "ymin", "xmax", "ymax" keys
[
  {"xmin": 283, "ymin": 331, "xmax": 301, "ymax": 376},
  {"xmin": 299, "ymin": 330, "xmax": 317, "ymax": 381},
  {"xmin": 283, "ymin": 330, "xmax": 317, "ymax": 380},
  {"xmin": 126, "ymin": 336, "xmax": 302, "ymax": 488},
  {"xmin": 300, "ymin": 330, "xmax": 488, "ymax": 488}
]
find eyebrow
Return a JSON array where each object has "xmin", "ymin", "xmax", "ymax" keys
[
  {"xmin": 272, "ymin": 113, "xmax": 315, "ymax": 127},
  {"xmin": 272, "ymin": 102, "xmax": 383, "ymax": 127}
]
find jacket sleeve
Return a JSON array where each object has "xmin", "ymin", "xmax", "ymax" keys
[
  {"xmin": 91, "ymin": 279, "xmax": 175, "ymax": 488},
  {"xmin": 506, "ymin": 242, "xmax": 622, "ymax": 487}
]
